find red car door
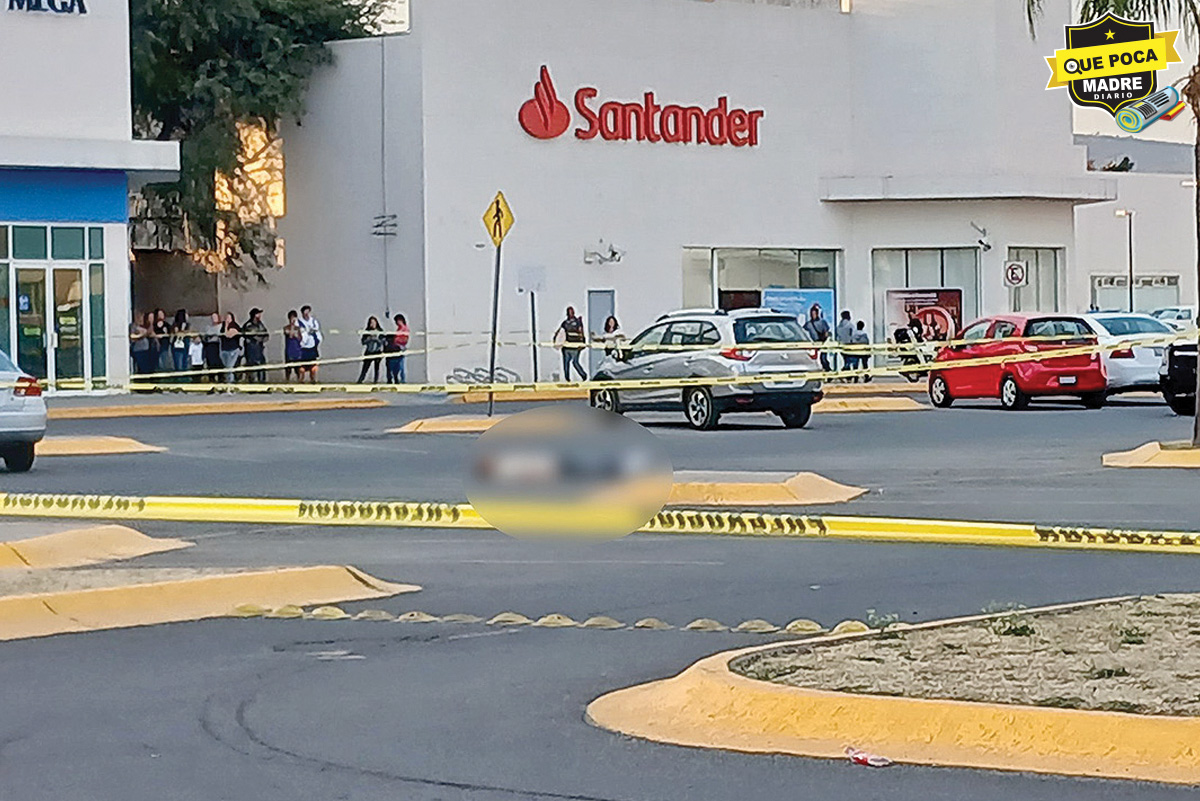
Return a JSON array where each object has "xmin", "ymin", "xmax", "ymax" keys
[
  {"xmin": 976, "ymin": 320, "xmax": 1021, "ymax": 397},
  {"xmin": 938, "ymin": 319, "xmax": 993, "ymax": 397}
]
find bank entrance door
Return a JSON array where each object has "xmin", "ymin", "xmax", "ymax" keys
[{"xmin": 11, "ymin": 264, "xmax": 92, "ymax": 391}]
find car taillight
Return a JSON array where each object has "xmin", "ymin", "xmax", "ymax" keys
[
  {"xmin": 1111, "ymin": 348, "xmax": 1135, "ymax": 359},
  {"xmin": 808, "ymin": 349, "xmax": 819, "ymax": 360},
  {"xmin": 14, "ymin": 376, "xmax": 42, "ymax": 397},
  {"xmin": 719, "ymin": 347, "xmax": 753, "ymax": 362}
]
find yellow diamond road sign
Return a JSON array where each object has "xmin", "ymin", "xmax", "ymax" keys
[{"xmin": 483, "ymin": 191, "xmax": 514, "ymax": 247}]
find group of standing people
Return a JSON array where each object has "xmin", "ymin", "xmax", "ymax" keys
[
  {"xmin": 354, "ymin": 313, "xmax": 411, "ymax": 384},
  {"xmin": 803, "ymin": 304, "xmax": 872, "ymax": 382},
  {"xmin": 130, "ymin": 305, "xmax": 325, "ymax": 383},
  {"xmin": 552, "ymin": 306, "xmax": 626, "ymax": 381}
]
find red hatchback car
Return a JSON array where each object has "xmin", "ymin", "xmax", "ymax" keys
[{"xmin": 927, "ymin": 315, "xmax": 1107, "ymax": 410}]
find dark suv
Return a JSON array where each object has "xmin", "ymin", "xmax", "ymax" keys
[{"xmin": 1160, "ymin": 340, "xmax": 1197, "ymax": 416}]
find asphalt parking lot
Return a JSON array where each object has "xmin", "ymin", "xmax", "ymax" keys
[{"xmin": 2, "ymin": 395, "xmax": 1199, "ymax": 800}]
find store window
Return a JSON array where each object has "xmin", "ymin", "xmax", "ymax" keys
[
  {"xmin": 871, "ymin": 248, "xmax": 980, "ymax": 338},
  {"xmin": 12, "ymin": 226, "xmax": 47, "ymax": 260},
  {"xmin": 680, "ymin": 247, "xmax": 838, "ymax": 310},
  {"xmin": 1, "ymin": 223, "xmax": 109, "ymax": 388},
  {"xmin": 1090, "ymin": 274, "xmax": 1179, "ymax": 313},
  {"xmin": 1007, "ymin": 247, "xmax": 1062, "ymax": 312}
]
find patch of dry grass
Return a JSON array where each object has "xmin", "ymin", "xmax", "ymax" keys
[{"xmin": 735, "ymin": 595, "xmax": 1200, "ymax": 717}]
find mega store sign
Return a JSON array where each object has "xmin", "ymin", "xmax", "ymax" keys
[{"xmin": 518, "ymin": 66, "xmax": 764, "ymax": 147}]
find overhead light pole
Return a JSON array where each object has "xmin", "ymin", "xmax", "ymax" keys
[{"xmin": 1114, "ymin": 208, "xmax": 1135, "ymax": 312}]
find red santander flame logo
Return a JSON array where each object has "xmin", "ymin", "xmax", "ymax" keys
[{"xmin": 519, "ymin": 66, "xmax": 571, "ymax": 140}]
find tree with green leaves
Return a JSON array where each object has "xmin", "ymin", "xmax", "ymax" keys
[
  {"xmin": 1025, "ymin": 0, "xmax": 1200, "ymax": 446},
  {"xmin": 130, "ymin": 0, "xmax": 387, "ymax": 287}
]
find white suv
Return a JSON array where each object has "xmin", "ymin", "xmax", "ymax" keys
[
  {"xmin": 589, "ymin": 308, "xmax": 824, "ymax": 430},
  {"xmin": 0, "ymin": 349, "xmax": 47, "ymax": 472}
]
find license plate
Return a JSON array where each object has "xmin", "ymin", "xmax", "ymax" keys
[
  {"xmin": 765, "ymin": 380, "xmax": 800, "ymax": 389},
  {"xmin": 1060, "ymin": 375, "xmax": 1077, "ymax": 386}
]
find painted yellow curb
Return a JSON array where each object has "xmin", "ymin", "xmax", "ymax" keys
[
  {"xmin": 457, "ymin": 390, "xmax": 589, "ymax": 404},
  {"xmin": 814, "ymin": 397, "xmax": 927, "ymax": 413},
  {"xmin": 587, "ymin": 607, "xmax": 1200, "ymax": 785},
  {"xmin": 391, "ymin": 415, "xmax": 506, "ymax": 434},
  {"xmin": 36, "ymin": 436, "xmax": 165, "ymax": 457},
  {"xmin": 668, "ymin": 472, "xmax": 866, "ymax": 506},
  {"xmin": 0, "ymin": 525, "xmax": 191, "ymax": 569},
  {"xmin": 47, "ymin": 398, "xmax": 386, "ymax": 420},
  {"xmin": 823, "ymin": 383, "xmax": 925, "ymax": 396},
  {"xmin": 0, "ymin": 565, "xmax": 419, "ymax": 641},
  {"xmin": 1103, "ymin": 441, "xmax": 1200, "ymax": 469}
]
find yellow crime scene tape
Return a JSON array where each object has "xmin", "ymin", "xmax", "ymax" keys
[
  {"xmin": 11, "ymin": 328, "xmax": 1194, "ymax": 393},
  {"xmin": 1, "ymin": 491, "xmax": 1198, "ymax": 555},
  {"xmin": 108, "ymin": 332, "xmax": 1184, "ymax": 395}
]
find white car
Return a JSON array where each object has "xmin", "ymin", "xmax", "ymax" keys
[
  {"xmin": 0, "ymin": 349, "xmax": 47, "ymax": 472},
  {"xmin": 1150, "ymin": 306, "xmax": 1198, "ymax": 332},
  {"xmin": 1082, "ymin": 313, "xmax": 1176, "ymax": 394}
]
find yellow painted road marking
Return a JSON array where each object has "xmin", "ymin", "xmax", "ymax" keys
[
  {"xmin": 0, "ymin": 566, "xmax": 418, "ymax": 641},
  {"xmin": 1103, "ymin": 441, "xmax": 1200, "ymax": 469},
  {"xmin": 669, "ymin": 472, "xmax": 866, "ymax": 507},
  {"xmin": 36, "ymin": 436, "xmax": 165, "ymax": 457},
  {"xmin": 47, "ymin": 398, "xmax": 386, "ymax": 420},
  {"xmin": 0, "ymin": 525, "xmax": 190, "ymax": 569}
]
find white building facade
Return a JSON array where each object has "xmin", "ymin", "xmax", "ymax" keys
[
  {"xmin": 0, "ymin": 0, "xmax": 177, "ymax": 391},
  {"xmin": 231, "ymin": 0, "xmax": 1200, "ymax": 384}
]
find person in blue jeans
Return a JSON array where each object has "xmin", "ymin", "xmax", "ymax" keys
[{"xmin": 385, "ymin": 313, "xmax": 410, "ymax": 384}]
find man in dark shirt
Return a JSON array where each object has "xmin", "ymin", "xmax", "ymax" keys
[
  {"xmin": 241, "ymin": 308, "xmax": 269, "ymax": 383},
  {"xmin": 557, "ymin": 306, "xmax": 587, "ymax": 381}
]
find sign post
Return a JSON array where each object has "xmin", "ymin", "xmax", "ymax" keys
[
  {"xmin": 482, "ymin": 191, "xmax": 515, "ymax": 417},
  {"xmin": 517, "ymin": 265, "xmax": 546, "ymax": 383}
]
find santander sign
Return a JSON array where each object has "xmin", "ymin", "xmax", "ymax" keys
[{"xmin": 518, "ymin": 65, "xmax": 764, "ymax": 147}]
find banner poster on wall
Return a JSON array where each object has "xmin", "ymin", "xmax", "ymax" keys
[
  {"xmin": 761, "ymin": 287, "xmax": 836, "ymax": 325},
  {"xmin": 884, "ymin": 288, "xmax": 964, "ymax": 342}
]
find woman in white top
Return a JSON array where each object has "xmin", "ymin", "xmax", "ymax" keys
[{"xmin": 601, "ymin": 315, "xmax": 626, "ymax": 358}]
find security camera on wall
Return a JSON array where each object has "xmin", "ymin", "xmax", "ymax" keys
[{"xmin": 970, "ymin": 222, "xmax": 992, "ymax": 252}]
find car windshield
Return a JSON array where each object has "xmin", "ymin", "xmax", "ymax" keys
[
  {"xmin": 734, "ymin": 317, "xmax": 810, "ymax": 344},
  {"xmin": 0, "ymin": 349, "xmax": 18, "ymax": 374},
  {"xmin": 1094, "ymin": 317, "xmax": 1173, "ymax": 336}
]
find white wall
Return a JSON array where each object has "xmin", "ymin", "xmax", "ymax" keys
[
  {"xmin": 0, "ymin": 0, "xmax": 133, "ymax": 141},
  {"xmin": 253, "ymin": 0, "xmax": 1095, "ymax": 382}
]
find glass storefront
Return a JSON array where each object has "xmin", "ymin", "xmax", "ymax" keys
[
  {"xmin": 681, "ymin": 247, "xmax": 838, "ymax": 310},
  {"xmin": 0, "ymin": 224, "xmax": 107, "ymax": 390},
  {"xmin": 871, "ymin": 248, "xmax": 980, "ymax": 338},
  {"xmin": 1008, "ymin": 247, "xmax": 1062, "ymax": 312}
]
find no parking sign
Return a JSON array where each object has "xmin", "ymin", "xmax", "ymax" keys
[{"xmin": 1004, "ymin": 261, "xmax": 1028, "ymax": 288}]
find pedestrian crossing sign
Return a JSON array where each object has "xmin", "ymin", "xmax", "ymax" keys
[{"xmin": 483, "ymin": 191, "xmax": 515, "ymax": 247}]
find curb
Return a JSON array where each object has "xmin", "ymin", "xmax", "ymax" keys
[
  {"xmin": 1103, "ymin": 441, "xmax": 1200, "ymax": 469},
  {"xmin": 37, "ymin": 436, "xmax": 165, "ymax": 457},
  {"xmin": 391, "ymin": 415, "xmax": 506, "ymax": 434},
  {"xmin": 585, "ymin": 596, "xmax": 1200, "ymax": 785},
  {"xmin": 813, "ymin": 397, "xmax": 927, "ymax": 413},
  {"xmin": 0, "ymin": 525, "xmax": 191, "ymax": 569},
  {"xmin": 668, "ymin": 472, "xmax": 866, "ymax": 506},
  {"xmin": 47, "ymin": 398, "xmax": 387, "ymax": 420},
  {"xmin": 0, "ymin": 565, "xmax": 419, "ymax": 641}
]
